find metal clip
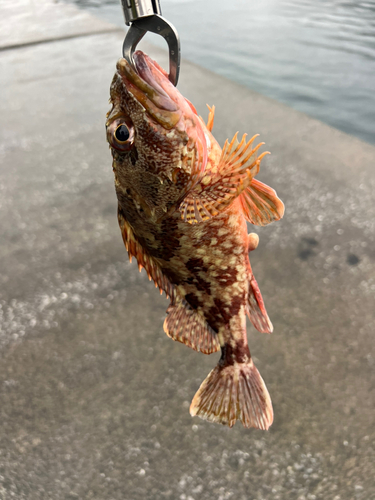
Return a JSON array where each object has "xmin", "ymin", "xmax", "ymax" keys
[{"xmin": 120, "ymin": 0, "xmax": 180, "ymax": 86}]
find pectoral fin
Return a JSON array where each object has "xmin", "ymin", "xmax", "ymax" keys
[
  {"xmin": 239, "ymin": 178, "xmax": 284, "ymax": 226},
  {"xmin": 179, "ymin": 133, "xmax": 268, "ymax": 224}
]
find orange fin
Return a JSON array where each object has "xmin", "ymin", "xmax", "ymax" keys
[
  {"xmin": 247, "ymin": 232, "xmax": 259, "ymax": 252},
  {"xmin": 179, "ymin": 133, "xmax": 267, "ymax": 224},
  {"xmin": 118, "ymin": 206, "xmax": 175, "ymax": 300},
  {"xmin": 190, "ymin": 359, "xmax": 273, "ymax": 429},
  {"xmin": 247, "ymin": 275, "xmax": 273, "ymax": 334},
  {"xmin": 239, "ymin": 178, "xmax": 284, "ymax": 226},
  {"xmin": 163, "ymin": 300, "xmax": 220, "ymax": 354},
  {"xmin": 206, "ymin": 104, "xmax": 215, "ymax": 132}
]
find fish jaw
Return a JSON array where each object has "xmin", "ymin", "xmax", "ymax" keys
[
  {"xmin": 116, "ymin": 53, "xmax": 182, "ymax": 131},
  {"xmin": 108, "ymin": 51, "xmax": 207, "ymax": 186}
]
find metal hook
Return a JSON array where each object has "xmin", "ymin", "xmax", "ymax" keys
[{"xmin": 120, "ymin": 0, "xmax": 180, "ymax": 86}]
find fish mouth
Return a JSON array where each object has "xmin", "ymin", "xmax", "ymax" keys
[{"xmin": 117, "ymin": 51, "xmax": 182, "ymax": 130}]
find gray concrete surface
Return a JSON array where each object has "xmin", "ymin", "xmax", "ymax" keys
[
  {"xmin": 0, "ymin": 2, "xmax": 375, "ymax": 499},
  {"xmin": 0, "ymin": 0, "xmax": 120, "ymax": 50}
]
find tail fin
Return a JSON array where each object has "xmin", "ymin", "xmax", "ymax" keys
[{"xmin": 190, "ymin": 360, "xmax": 273, "ymax": 429}]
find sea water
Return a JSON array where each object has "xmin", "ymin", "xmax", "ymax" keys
[{"xmin": 69, "ymin": 0, "xmax": 375, "ymax": 145}]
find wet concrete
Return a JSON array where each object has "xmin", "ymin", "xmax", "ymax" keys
[{"xmin": 0, "ymin": 3, "xmax": 375, "ymax": 500}]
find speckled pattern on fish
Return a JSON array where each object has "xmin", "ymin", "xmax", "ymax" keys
[{"xmin": 106, "ymin": 51, "xmax": 284, "ymax": 429}]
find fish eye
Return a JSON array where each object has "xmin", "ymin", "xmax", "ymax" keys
[
  {"xmin": 107, "ymin": 117, "xmax": 134, "ymax": 152},
  {"xmin": 115, "ymin": 124, "xmax": 130, "ymax": 143}
]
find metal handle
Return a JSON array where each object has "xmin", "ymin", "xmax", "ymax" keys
[
  {"xmin": 121, "ymin": 0, "xmax": 161, "ymax": 26},
  {"xmin": 120, "ymin": 0, "xmax": 181, "ymax": 86},
  {"xmin": 122, "ymin": 14, "xmax": 180, "ymax": 86}
]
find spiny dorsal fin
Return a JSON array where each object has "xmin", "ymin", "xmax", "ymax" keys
[
  {"xmin": 163, "ymin": 300, "xmax": 220, "ymax": 354},
  {"xmin": 239, "ymin": 178, "xmax": 285, "ymax": 226},
  {"xmin": 206, "ymin": 104, "xmax": 215, "ymax": 132},
  {"xmin": 179, "ymin": 133, "xmax": 268, "ymax": 224}
]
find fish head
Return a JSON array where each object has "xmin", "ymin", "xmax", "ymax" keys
[{"xmin": 106, "ymin": 51, "xmax": 207, "ymax": 193}]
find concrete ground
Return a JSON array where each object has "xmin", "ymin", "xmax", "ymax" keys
[{"xmin": 0, "ymin": 1, "xmax": 374, "ymax": 499}]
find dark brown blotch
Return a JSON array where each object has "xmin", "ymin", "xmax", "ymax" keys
[
  {"xmin": 220, "ymin": 340, "xmax": 251, "ymax": 366},
  {"xmin": 218, "ymin": 267, "xmax": 238, "ymax": 287},
  {"xmin": 185, "ymin": 257, "xmax": 207, "ymax": 273},
  {"xmin": 185, "ymin": 292, "xmax": 203, "ymax": 310},
  {"xmin": 214, "ymin": 298, "xmax": 231, "ymax": 324},
  {"xmin": 185, "ymin": 258, "xmax": 211, "ymax": 293},
  {"xmin": 159, "ymin": 218, "xmax": 181, "ymax": 260},
  {"xmin": 228, "ymin": 294, "xmax": 243, "ymax": 317},
  {"xmin": 205, "ymin": 305, "xmax": 222, "ymax": 332}
]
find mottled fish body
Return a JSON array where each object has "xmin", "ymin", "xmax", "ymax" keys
[{"xmin": 106, "ymin": 51, "xmax": 284, "ymax": 429}]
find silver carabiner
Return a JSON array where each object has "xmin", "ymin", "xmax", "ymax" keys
[{"xmin": 120, "ymin": 0, "xmax": 181, "ymax": 86}]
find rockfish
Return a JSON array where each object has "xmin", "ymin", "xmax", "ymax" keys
[{"xmin": 106, "ymin": 51, "xmax": 284, "ymax": 429}]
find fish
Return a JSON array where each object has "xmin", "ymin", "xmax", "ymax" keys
[{"xmin": 106, "ymin": 51, "xmax": 284, "ymax": 429}]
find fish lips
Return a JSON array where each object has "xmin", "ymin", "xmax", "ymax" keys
[{"xmin": 117, "ymin": 51, "xmax": 182, "ymax": 130}]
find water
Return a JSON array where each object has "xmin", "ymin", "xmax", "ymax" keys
[{"xmin": 67, "ymin": 0, "xmax": 375, "ymax": 145}]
